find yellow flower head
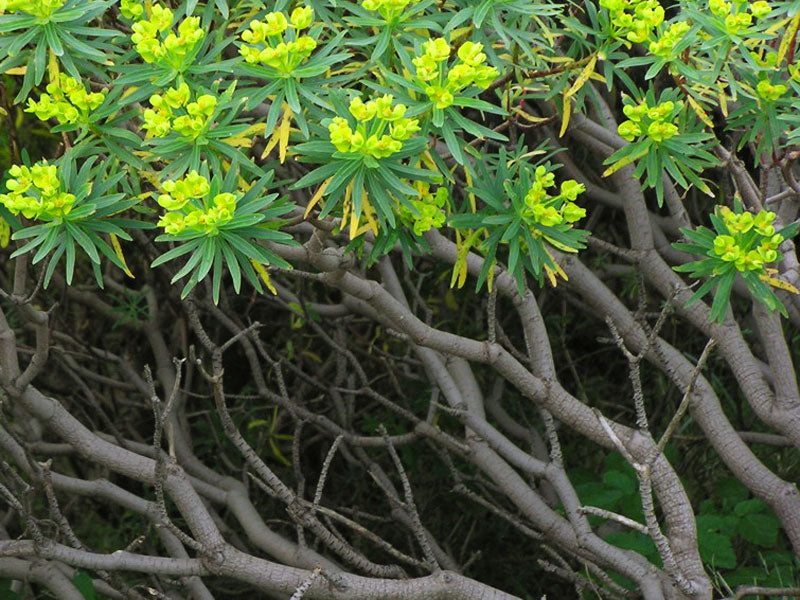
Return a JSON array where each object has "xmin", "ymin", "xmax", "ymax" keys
[
  {"xmin": 712, "ymin": 207, "xmax": 784, "ymax": 273},
  {"xmin": 263, "ymin": 12, "xmax": 288, "ymax": 36},
  {"xmin": 1, "ymin": 0, "xmax": 65, "ymax": 18},
  {"xmin": 290, "ymin": 6, "xmax": 314, "ymax": 29},
  {"xmin": 0, "ymin": 161, "xmax": 78, "ymax": 220},
  {"xmin": 750, "ymin": 1, "xmax": 771, "ymax": 18},
  {"xmin": 412, "ymin": 37, "xmax": 497, "ymax": 109},
  {"xmin": 239, "ymin": 7, "xmax": 317, "ymax": 73},
  {"xmin": 25, "ymin": 75, "xmax": 105, "ymax": 126},
  {"xmin": 131, "ymin": 5, "xmax": 204, "ymax": 67},
  {"xmin": 329, "ymin": 94, "xmax": 418, "ymax": 159},
  {"xmin": 120, "ymin": 0, "xmax": 143, "ymax": 19},
  {"xmin": 145, "ymin": 86, "xmax": 217, "ymax": 139},
  {"xmin": 756, "ymin": 80, "xmax": 787, "ymax": 102},
  {"xmin": 361, "ymin": 0, "xmax": 416, "ymax": 22},
  {"xmin": 158, "ymin": 172, "xmax": 236, "ymax": 235}
]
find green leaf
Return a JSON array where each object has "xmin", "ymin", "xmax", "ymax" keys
[
  {"xmin": 171, "ymin": 244, "xmax": 206, "ymax": 283},
  {"xmin": 697, "ymin": 530, "xmax": 737, "ymax": 569},
  {"xmin": 64, "ymin": 236, "xmax": 76, "ymax": 285},
  {"xmin": 44, "ymin": 23, "xmax": 64, "ymax": 56},
  {"xmin": 220, "ymin": 240, "xmax": 241, "ymax": 294},
  {"xmin": 195, "ymin": 238, "xmax": 215, "ymax": 282},
  {"xmin": 65, "ymin": 222, "xmax": 101, "ymax": 264},
  {"xmin": 603, "ymin": 470, "xmax": 636, "ymax": 496},
  {"xmin": 604, "ymin": 532, "xmax": 658, "ymax": 560},
  {"xmin": 715, "ymin": 478, "xmax": 750, "ymax": 508},
  {"xmin": 710, "ymin": 270, "xmax": 735, "ymax": 323},
  {"xmin": 0, "ymin": 581, "xmax": 21, "ymax": 600},
  {"xmin": 441, "ymin": 122, "xmax": 464, "ymax": 165},
  {"xmin": 44, "ymin": 244, "xmax": 66, "ymax": 288},
  {"xmin": 737, "ymin": 513, "xmax": 779, "ymax": 548},
  {"xmin": 71, "ymin": 571, "xmax": 95, "ymax": 600},
  {"xmin": 734, "ymin": 498, "xmax": 767, "ymax": 517},
  {"xmin": 151, "ymin": 239, "xmax": 203, "ymax": 268}
]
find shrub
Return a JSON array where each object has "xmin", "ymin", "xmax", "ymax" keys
[{"xmin": 0, "ymin": 0, "xmax": 799, "ymax": 598}]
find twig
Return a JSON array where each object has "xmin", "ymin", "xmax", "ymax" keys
[
  {"xmin": 379, "ymin": 425, "xmax": 440, "ymax": 571},
  {"xmin": 730, "ymin": 586, "xmax": 800, "ymax": 600},
  {"xmin": 578, "ymin": 506, "xmax": 648, "ymax": 535},
  {"xmin": 648, "ymin": 339, "xmax": 716, "ymax": 467},
  {"xmin": 312, "ymin": 435, "xmax": 343, "ymax": 512},
  {"xmin": 289, "ymin": 565, "xmax": 322, "ymax": 600}
]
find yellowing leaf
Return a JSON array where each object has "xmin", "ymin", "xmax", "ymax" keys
[
  {"xmin": 260, "ymin": 106, "xmax": 294, "ymax": 161},
  {"xmin": 695, "ymin": 179, "xmax": 714, "ymax": 197},
  {"xmin": 449, "ymin": 26, "xmax": 473, "ymax": 40},
  {"xmin": 588, "ymin": 71, "xmax": 606, "ymax": 84},
  {"xmin": 464, "ymin": 166, "xmax": 476, "ymax": 213},
  {"xmin": 451, "ymin": 229, "xmax": 482, "ymax": 289},
  {"xmin": 420, "ymin": 150, "xmax": 439, "ymax": 178},
  {"xmin": 342, "ymin": 181, "xmax": 378, "ymax": 240},
  {"xmin": 544, "ymin": 56, "xmax": 576, "ymax": 64},
  {"xmin": 304, "ymin": 177, "xmax": 332, "ymax": 218},
  {"xmin": 486, "ymin": 257, "xmax": 497, "ymax": 292},
  {"xmin": 685, "ymin": 93, "xmax": 714, "ymax": 129},
  {"xmin": 48, "ymin": 49, "xmax": 59, "ymax": 82},
  {"xmin": 222, "ymin": 122, "xmax": 267, "ymax": 148},
  {"xmin": 565, "ymin": 53, "xmax": 598, "ymax": 98},
  {"xmin": 4, "ymin": 66, "xmax": 26, "ymax": 75},
  {"xmin": 110, "ymin": 233, "xmax": 134, "ymax": 278},
  {"xmin": 0, "ymin": 217, "xmax": 10, "ymax": 249},
  {"xmin": 560, "ymin": 52, "xmax": 597, "ymax": 137},
  {"xmin": 357, "ymin": 195, "xmax": 379, "ymax": 238},
  {"xmin": 777, "ymin": 13, "xmax": 800, "ymax": 66},
  {"xmin": 759, "ymin": 273, "xmax": 800, "ymax": 294},
  {"xmin": 444, "ymin": 290, "xmax": 459, "ymax": 311},
  {"xmin": 559, "ymin": 94, "xmax": 572, "ymax": 137},
  {"xmin": 268, "ymin": 437, "xmax": 291, "ymax": 466},
  {"xmin": 251, "ymin": 260, "xmax": 277, "ymax": 294},
  {"xmin": 301, "ymin": 349, "xmax": 323, "ymax": 364},
  {"xmin": 278, "ymin": 105, "xmax": 293, "ymax": 163},
  {"xmin": 137, "ymin": 170, "xmax": 165, "ymax": 192},
  {"xmin": 512, "ymin": 107, "xmax": 552, "ymax": 125},
  {"xmin": 229, "ymin": 6, "xmax": 261, "ymax": 28},
  {"xmin": 543, "ymin": 235, "xmax": 580, "ymax": 253},
  {"xmin": 602, "ymin": 146, "xmax": 650, "ymax": 177},
  {"xmin": 543, "ymin": 249, "xmax": 568, "ymax": 287},
  {"xmin": 262, "ymin": 129, "xmax": 279, "ymax": 157},
  {"xmin": 717, "ymin": 84, "xmax": 728, "ymax": 117}
]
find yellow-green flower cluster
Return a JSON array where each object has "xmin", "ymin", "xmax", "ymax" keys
[
  {"xmin": 119, "ymin": 0, "xmax": 143, "ymax": 20},
  {"xmin": 0, "ymin": 0, "xmax": 64, "ymax": 18},
  {"xmin": 239, "ymin": 7, "xmax": 316, "ymax": 74},
  {"xmin": 412, "ymin": 39, "xmax": 497, "ymax": 109},
  {"xmin": 709, "ymin": 0, "xmax": 769, "ymax": 34},
  {"xmin": 328, "ymin": 94, "xmax": 419, "ymax": 159},
  {"xmin": 398, "ymin": 182, "xmax": 447, "ymax": 236},
  {"xmin": 131, "ymin": 5, "xmax": 204, "ymax": 66},
  {"xmin": 713, "ymin": 207, "xmax": 783, "ymax": 271},
  {"xmin": 750, "ymin": 47, "xmax": 778, "ymax": 68},
  {"xmin": 156, "ymin": 172, "xmax": 237, "ymax": 235},
  {"xmin": 143, "ymin": 82, "xmax": 217, "ymax": 139},
  {"xmin": 649, "ymin": 21, "xmax": 690, "ymax": 59},
  {"xmin": 521, "ymin": 166, "xmax": 586, "ymax": 228},
  {"xmin": 25, "ymin": 75, "xmax": 105, "ymax": 125},
  {"xmin": 618, "ymin": 99, "xmax": 679, "ymax": 142},
  {"xmin": 750, "ymin": 1, "xmax": 772, "ymax": 18},
  {"xmin": 756, "ymin": 80, "xmax": 787, "ymax": 102},
  {"xmin": 362, "ymin": 0, "xmax": 416, "ymax": 22},
  {"xmin": 0, "ymin": 163, "xmax": 76, "ymax": 220},
  {"xmin": 599, "ymin": 0, "xmax": 664, "ymax": 43}
]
